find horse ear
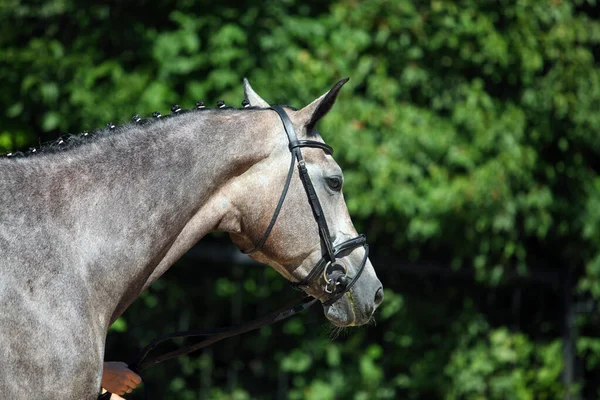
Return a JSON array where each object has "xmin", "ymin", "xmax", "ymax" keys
[
  {"xmin": 243, "ymin": 78, "xmax": 270, "ymax": 108},
  {"xmin": 296, "ymin": 77, "xmax": 349, "ymax": 132}
]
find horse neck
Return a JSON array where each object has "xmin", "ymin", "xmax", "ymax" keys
[{"xmin": 7, "ymin": 110, "xmax": 277, "ymax": 326}]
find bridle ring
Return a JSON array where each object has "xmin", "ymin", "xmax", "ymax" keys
[
  {"xmin": 323, "ymin": 260, "xmax": 349, "ymax": 293},
  {"xmin": 323, "ymin": 260, "xmax": 348, "ymax": 285}
]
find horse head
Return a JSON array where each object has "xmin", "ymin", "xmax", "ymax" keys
[{"xmin": 229, "ymin": 79, "xmax": 383, "ymax": 327}]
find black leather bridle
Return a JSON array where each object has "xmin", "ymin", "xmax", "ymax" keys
[
  {"xmin": 98, "ymin": 106, "xmax": 370, "ymax": 399},
  {"xmin": 245, "ymin": 106, "xmax": 369, "ymax": 306}
]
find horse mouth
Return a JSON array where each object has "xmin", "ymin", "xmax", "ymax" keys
[{"xmin": 324, "ymin": 294, "xmax": 365, "ymax": 327}]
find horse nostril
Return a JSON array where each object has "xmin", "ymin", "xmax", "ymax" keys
[{"xmin": 374, "ymin": 287, "xmax": 384, "ymax": 306}]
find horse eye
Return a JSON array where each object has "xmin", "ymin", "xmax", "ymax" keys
[{"xmin": 326, "ymin": 177, "xmax": 342, "ymax": 191}]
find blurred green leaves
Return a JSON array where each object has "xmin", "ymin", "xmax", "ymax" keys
[
  {"xmin": 2, "ymin": 0, "xmax": 600, "ymax": 398},
  {"xmin": 446, "ymin": 326, "xmax": 564, "ymax": 400}
]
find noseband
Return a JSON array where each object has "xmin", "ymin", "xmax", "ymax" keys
[{"xmin": 245, "ymin": 106, "xmax": 369, "ymax": 306}]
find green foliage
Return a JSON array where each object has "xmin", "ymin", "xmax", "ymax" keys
[
  {"xmin": 2, "ymin": 0, "xmax": 600, "ymax": 398},
  {"xmin": 446, "ymin": 327, "xmax": 565, "ymax": 400}
]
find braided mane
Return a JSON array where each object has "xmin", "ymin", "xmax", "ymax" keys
[{"xmin": 0, "ymin": 100, "xmax": 272, "ymax": 159}]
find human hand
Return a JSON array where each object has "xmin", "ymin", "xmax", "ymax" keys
[
  {"xmin": 100, "ymin": 390, "xmax": 126, "ymax": 400},
  {"xmin": 101, "ymin": 361, "xmax": 142, "ymax": 396}
]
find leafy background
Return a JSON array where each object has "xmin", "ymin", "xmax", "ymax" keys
[{"xmin": 1, "ymin": 0, "xmax": 600, "ymax": 398}]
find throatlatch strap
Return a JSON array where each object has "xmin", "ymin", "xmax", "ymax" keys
[{"xmin": 243, "ymin": 151, "xmax": 296, "ymax": 254}]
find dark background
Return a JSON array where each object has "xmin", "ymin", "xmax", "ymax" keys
[{"xmin": 1, "ymin": 0, "xmax": 600, "ymax": 399}]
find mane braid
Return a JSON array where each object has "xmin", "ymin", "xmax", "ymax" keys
[{"xmin": 0, "ymin": 103, "xmax": 270, "ymax": 159}]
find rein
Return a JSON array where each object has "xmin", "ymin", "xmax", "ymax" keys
[
  {"xmin": 128, "ymin": 295, "xmax": 317, "ymax": 372},
  {"xmin": 99, "ymin": 106, "xmax": 369, "ymax": 399}
]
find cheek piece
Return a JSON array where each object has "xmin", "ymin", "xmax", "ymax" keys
[{"xmin": 243, "ymin": 106, "xmax": 369, "ymax": 307}]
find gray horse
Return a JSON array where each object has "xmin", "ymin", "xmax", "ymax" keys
[{"xmin": 0, "ymin": 78, "xmax": 383, "ymax": 399}]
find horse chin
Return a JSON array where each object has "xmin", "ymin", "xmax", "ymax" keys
[{"xmin": 323, "ymin": 296, "xmax": 362, "ymax": 327}]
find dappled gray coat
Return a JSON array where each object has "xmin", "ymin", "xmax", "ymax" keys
[{"xmin": 0, "ymin": 79, "xmax": 382, "ymax": 399}]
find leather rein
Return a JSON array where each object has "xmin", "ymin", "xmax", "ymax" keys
[{"xmin": 99, "ymin": 106, "xmax": 369, "ymax": 398}]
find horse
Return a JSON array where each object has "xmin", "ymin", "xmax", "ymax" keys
[{"xmin": 0, "ymin": 78, "xmax": 383, "ymax": 399}]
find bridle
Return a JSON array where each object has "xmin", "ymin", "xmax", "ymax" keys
[
  {"xmin": 98, "ymin": 106, "xmax": 370, "ymax": 399},
  {"xmin": 244, "ymin": 106, "xmax": 369, "ymax": 306}
]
